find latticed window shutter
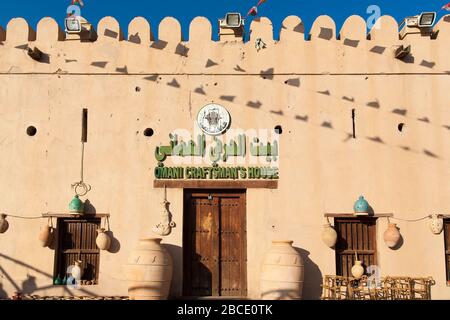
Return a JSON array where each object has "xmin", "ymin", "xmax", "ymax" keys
[
  {"xmin": 445, "ymin": 220, "xmax": 450, "ymax": 285},
  {"xmin": 334, "ymin": 218, "xmax": 377, "ymax": 278},
  {"xmin": 54, "ymin": 218, "xmax": 101, "ymax": 285}
]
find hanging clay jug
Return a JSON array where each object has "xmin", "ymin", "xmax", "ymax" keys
[
  {"xmin": 429, "ymin": 214, "xmax": 444, "ymax": 235},
  {"xmin": 351, "ymin": 260, "xmax": 365, "ymax": 279},
  {"xmin": 321, "ymin": 224, "xmax": 338, "ymax": 248},
  {"xmin": 38, "ymin": 224, "xmax": 52, "ymax": 247},
  {"xmin": 354, "ymin": 196, "xmax": 369, "ymax": 216},
  {"xmin": 384, "ymin": 223, "xmax": 401, "ymax": 248},
  {"xmin": 126, "ymin": 238, "xmax": 173, "ymax": 300},
  {"xmin": 0, "ymin": 214, "xmax": 9, "ymax": 234},
  {"xmin": 260, "ymin": 240, "xmax": 304, "ymax": 300},
  {"xmin": 69, "ymin": 195, "xmax": 84, "ymax": 214},
  {"xmin": 96, "ymin": 228, "xmax": 111, "ymax": 251}
]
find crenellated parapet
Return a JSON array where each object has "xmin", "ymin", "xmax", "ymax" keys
[{"xmin": 0, "ymin": 15, "xmax": 449, "ymax": 74}]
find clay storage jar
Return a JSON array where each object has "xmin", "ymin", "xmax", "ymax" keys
[
  {"xmin": 126, "ymin": 238, "xmax": 173, "ymax": 300},
  {"xmin": 38, "ymin": 225, "xmax": 52, "ymax": 247},
  {"xmin": 260, "ymin": 240, "xmax": 304, "ymax": 300}
]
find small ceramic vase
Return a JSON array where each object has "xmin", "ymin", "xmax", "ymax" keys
[
  {"xmin": 351, "ymin": 261, "xmax": 365, "ymax": 279},
  {"xmin": 0, "ymin": 214, "xmax": 9, "ymax": 234},
  {"xmin": 354, "ymin": 196, "xmax": 369, "ymax": 216},
  {"xmin": 96, "ymin": 228, "xmax": 111, "ymax": 251},
  {"xmin": 429, "ymin": 214, "xmax": 444, "ymax": 235}
]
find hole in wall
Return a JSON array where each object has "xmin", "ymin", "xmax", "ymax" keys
[
  {"xmin": 144, "ymin": 128, "xmax": 154, "ymax": 137},
  {"xmin": 274, "ymin": 125, "xmax": 283, "ymax": 135},
  {"xmin": 398, "ymin": 123, "xmax": 405, "ymax": 132},
  {"xmin": 135, "ymin": 86, "xmax": 141, "ymax": 92},
  {"xmin": 26, "ymin": 126, "xmax": 37, "ymax": 137}
]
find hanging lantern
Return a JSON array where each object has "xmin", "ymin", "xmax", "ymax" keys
[
  {"xmin": 69, "ymin": 195, "xmax": 84, "ymax": 214},
  {"xmin": 0, "ymin": 214, "xmax": 9, "ymax": 234},
  {"xmin": 38, "ymin": 219, "xmax": 54, "ymax": 247},
  {"xmin": 96, "ymin": 228, "xmax": 111, "ymax": 251},
  {"xmin": 321, "ymin": 223, "xmax": 338, "ymax": 248},
  {"xmin": 429, "ymin": 214, "xmax": 444, "ymax": 235},
  {"xmin": 354, "ymin": 196, "xmax": 370, "ymax": 216},
  {"xmin": 384, "ymin": 223, "xmax": 401, "ymax": 248}
]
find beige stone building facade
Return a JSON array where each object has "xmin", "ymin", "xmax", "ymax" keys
[{"xmin": 0, "ymin": 13, "xmax": 450, "ymax": 299}]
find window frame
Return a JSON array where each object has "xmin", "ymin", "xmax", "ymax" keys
[
  {"xmin": 334, "ymin": 217, "xmax": 378, "ymax": 278},
  {"xmin": 53, "ymin": 218, "xmax": 101, "ymax": 286},
  {"xmin": 444, "ymin": 219, "xmax": 450, "ymax": 286}
]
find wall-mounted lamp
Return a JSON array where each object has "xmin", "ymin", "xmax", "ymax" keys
[
  {"xmin": 400, "ymin": 12, "xmax": 437, "ymax": 39},
  {"xmin": 218, "ymin": 13, "xmax": 245, "ymax": 40},
  {"xmin": 65, "ymin": 16, "xmax": 96, "ymax": 41}
]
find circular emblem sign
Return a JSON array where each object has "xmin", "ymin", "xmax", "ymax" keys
[{"xmin": 197, "ymin": 104, "xmax": 231, "ymax": 136}]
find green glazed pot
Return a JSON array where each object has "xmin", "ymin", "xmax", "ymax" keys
[
  {"xmin": 69, "ymin": 195, "xmax": 84, "ymax": 213},
  {"xmin": 354, "ymin": 196, "xmax": 369, "ymax": 214}
]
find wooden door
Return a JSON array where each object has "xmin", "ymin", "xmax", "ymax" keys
[{"xmin": 183, "ymin": 190, "xmax": 247, "ymax": 297}]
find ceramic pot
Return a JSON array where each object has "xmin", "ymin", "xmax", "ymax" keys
[
  {"xmin": 260, "ymin": 240, "xmax": 304, "ymax": 300},
  {"xmin": 351, "ymin": 261, "xmax": 365, "ymax": 279},
  {"xmin": 429, "ymin": 214, "xmax": 444, "ymax": 235},
  {"xmin": 126, "ymin": 238, "xmax": 173, "ymax": 300},
  {"xmin": 0, "ymin": 215, "xmax": 9, "ymax": 234},
  {"xmin": 321, "ymin": 224, "xmax": 338, "ymax": 248},
  {"xmin": 38, "ymin": 225, "xmax": 53, "ymax": 247},
  {"xmin": 384, "ymin": 223, "xmax": 401, "ymax": 248},
  {"xmin": 354, "ymin": 196, "xmax": 369, "ymax": 215},
  {"xmin": 72, "ymin": 260, "xmax": 84, "ymax": 280},
  {"xmin": 69, "ymin": 195, "xmax": 84, "ymax": 214},
  {"xmin": 96, "ymin": 228, "xmax": 111, "ymax": 251}
]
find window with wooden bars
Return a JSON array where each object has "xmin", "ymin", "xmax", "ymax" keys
[
  {"xmin": 444, "ymin": 219, "xmax": 450, "ymax": 285},
  {"xmin": 334, "ymin": 218, "xmax": 377, "ymax": 278},
  {"xmin": 54, "ymin": 218, "xmax": 101, "ymax": 286}
]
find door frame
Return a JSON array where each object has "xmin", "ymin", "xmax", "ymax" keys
[{"xmin": 182, "ymin": 189, "xmax": 247, "ymax": 298}]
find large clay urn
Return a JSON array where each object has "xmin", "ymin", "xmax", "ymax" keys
[
  {"xmin": 384, "ymin": 223, "xmax": 401, "ymax": 248},
  {"xmin": 126, "ymin": 238, "xmax": 173, "ymax": 300},
  {"xmin": 260, "ymin": 240, "xmax": 304, "ymax": 300}
]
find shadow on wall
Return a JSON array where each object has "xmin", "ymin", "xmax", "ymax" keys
[
  {"xmin": 0, "ymin": 253, "xmax": 97, "ymax": 298},
  {"xmin": 162, "ymin": 244, "xmax": 182, "ymax": 298},
  {"xmin": 295, "ymin": 247, "xmax": 323, "ymax": 300},
  {"xmin": 0, "ymin": 284, "xmax": 7, "ymax": 299}
]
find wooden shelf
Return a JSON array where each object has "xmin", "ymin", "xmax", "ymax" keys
[
  {"xmin": 324, "ymin": 213, "xmax": 394, "ymax": 218},
  {"xmin": 42, "ymin": 213, "xmax": 110, "ymax": 218}
]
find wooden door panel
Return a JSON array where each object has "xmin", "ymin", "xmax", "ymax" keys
[
  {"xmin": 185, "ymin": 195, "xmax": 219, "ymax": 296},
  {"xmin": 219, "ymin": 196, "xmax": 245, "ymax": 296},
  {"xmin": 184, "ymin": 190, "xmax": 247, "ymax": 297}
]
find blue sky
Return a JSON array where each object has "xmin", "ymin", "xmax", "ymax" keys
[{"xmin": 0, "ymin": 0, "xmax": 448, "ymax": 39}]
